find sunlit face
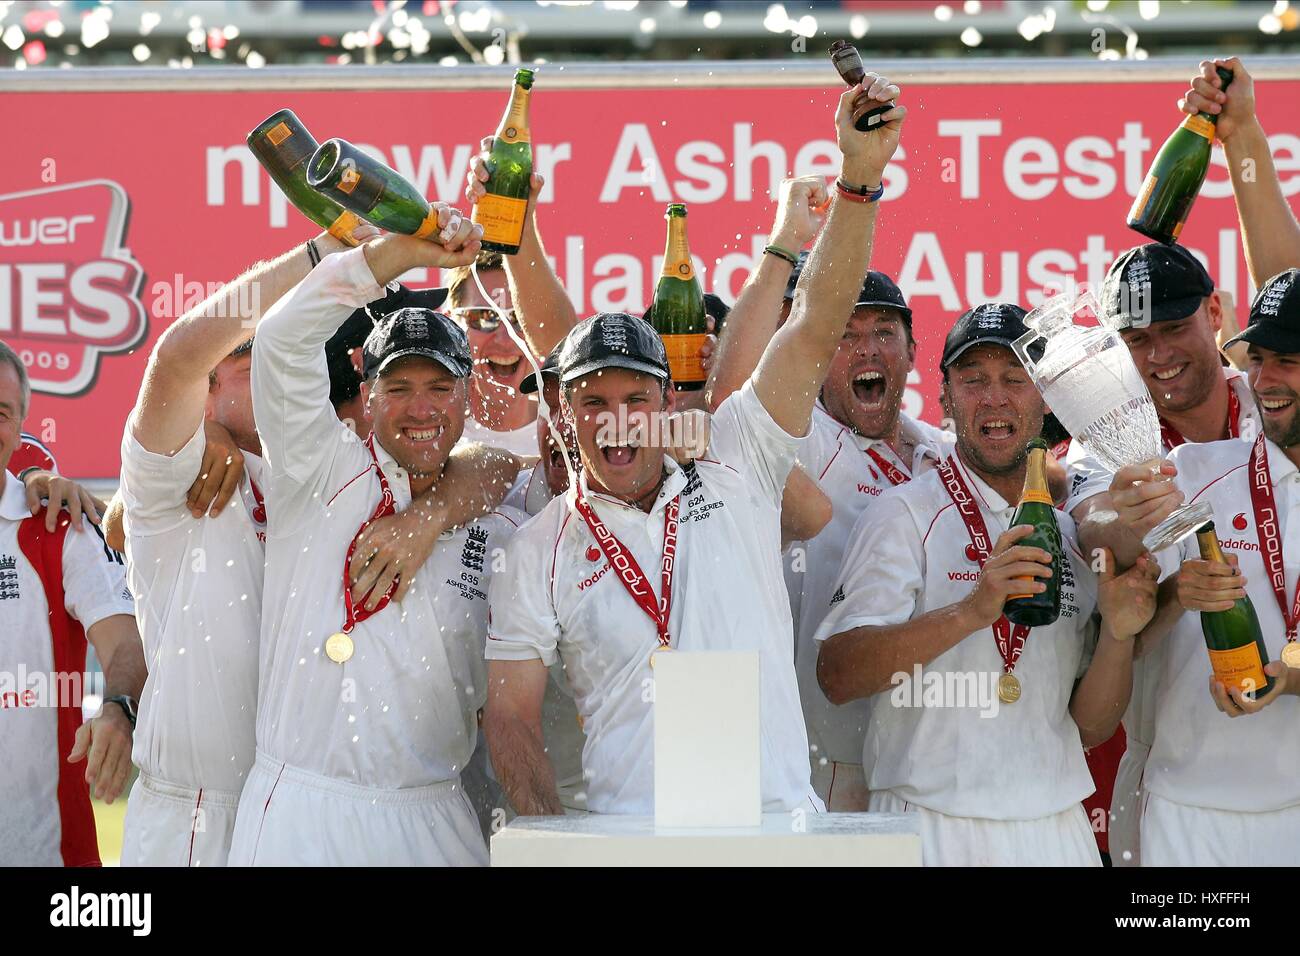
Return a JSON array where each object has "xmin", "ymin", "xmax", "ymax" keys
[
  {"xmin": 941, "ymin": 344, "xmax": 1045, "ymax": 478},
  {"xmin": 1248, "ymin": 345, "xmax": 1300, "ymax": 449},
  {"xmin": 368, "ymin": 355, "xmax": 468, "ymax": 478},
  {"xmin": 562, "ymin": 366, "xmax": 673, "ymax": 502},
  {"xmin": 207, "ymin": 353, "xmax": 260, "ymax": 455},
  {"xmin": 821, "ymin": 306, "xmax": 914, "ymax": 439},
  {"xmin": 1118, "ymin": 297, "xmax": 1223, "ymax": 415},
  {"xmin": 0, "ymin": 361, "xmax": 25, "ymax": 475},
  {"xmin": 453, "ymin": 268, "xmax": 533, "ymax": 408}
]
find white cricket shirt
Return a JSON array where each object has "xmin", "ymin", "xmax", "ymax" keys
[
  {"xmin": 0, "ymin": 471, "xmax": 134, "ymax": 865},
  {"xmin": 119, "ymin": 422, "xmax": 266, "ymax": 792},
  {"xmin": 250, "ymin": 248, "xmax": 523, "ymax": 790},
  {"xmin": 1144, "ymin": 436, "xmax": 1300, "ymax": 812},
  {"xmin": 813, "ymin": 450, "xmax": 1101, "ymax": 820},
  {"xmin": 788, "ymin": 402, "xmax": 946, "ymax": 766},
  {"xmin": 486, "ymin": 381, "xmax": 818, "ymax": 815}
]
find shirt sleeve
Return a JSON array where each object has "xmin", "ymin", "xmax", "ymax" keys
[
  {"xmin": 485, "ymin": 512, "xmax": 562, "ymax": 665},
  {"xmin": 251, "ymin": 247, "xmax": 385, "ymax": 529},
  {"xmin": 707, "ymin": 380, "xmax": 805, "ymax": 506},
  {"xmin": 61, "ymin": 524, "xmax": 134, "ymax": 631},
  {"xmin": 118, "ymin": 419, "xmax": 205, "ymax": 537},
  {"xmin": 813, "ymin": 489, "xmax": 924, "ymax": 642},
  {"xmin": 1063, "ymin": 439, "xmax": 1115, "ymax": 514}
]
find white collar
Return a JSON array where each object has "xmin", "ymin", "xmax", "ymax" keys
[
  {"xmin": 569, "ymin": 454, "xmax": 687, "ymax": 518},
  {"xmin": 951, "ymin": 447, "xmax": 1013, "ymax": 514},
  {"xmin": 1264, "ymin": 437, "xmax": 1300, "ymax": 487},
  {"xmin": 0, "ymin": 471, "xmax": 30, "ymax": 521},
  {"xmin": 816, "ymin": 401, "xmax": 941, "ymax": 469}
]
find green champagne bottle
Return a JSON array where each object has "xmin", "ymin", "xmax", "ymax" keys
[
  {"xmin": 246, "ymin": 109, "xmax": 361, "ymax": 246},
  {"xmin": 1195, "ymin": 522, "xmax": 1275, "ymax": 698},
  {"xmin": 306, "ymin": 138, "xmax": 443, "ymax": 240},
  {"xmin": 472, "ymin": 68, "xmax": 535, "ymax": 256},
  {"xmin": 1127, "ymin": 66, "xmax": 1234, "ymax": 245},
  {"xmin": 1004, "ymin": 438, "xmax": 1063, "ymax": 627},
  {"xmin": 649, "ymin": 203, "xmax": 708, "ymax": 392}
]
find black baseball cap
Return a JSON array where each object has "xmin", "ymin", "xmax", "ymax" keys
[
  {"xmin": 325, "ymin": 310, "xmax": 372, "ymax": 407},
  {"xmin": 520, "ymin": 342, "xmax": 562, "ymax": 395},
  {"xmin": 941, "ymin": 302, "xmax": 1035, "ymax": 369},
  {"xmin": 363, "ymin": 307, "xmax": 473, "ymax": 380},
  {"xmin": 1101, "ymin": 244, "xmax": 1214, "ymax": 329},
  {"xmin": 1225, "ymin": 269, "xmax": 1300, "ymax": 355},
  {"xmin": 557, "ymin": 312, "xmax": 670, "ymax": 385},
  {"xmin": 854, "ymin": 271, "xmax": 912, "ymax": 322}
]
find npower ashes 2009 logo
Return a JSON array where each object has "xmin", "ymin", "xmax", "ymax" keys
[{"xmin": 0, "ymin": 180, "xmax": 146, "ymax": 396}]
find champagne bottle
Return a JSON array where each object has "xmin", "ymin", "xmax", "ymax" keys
[
  {"xmin": 829, "ymin": 40, "xmax": 893, "ymax": 132},
  {"xmin": 472, "ymin": 68, "xmax": 535, "ymax": 256},
  {"xmin": 1127, "ymin": 66, "xmax": 1234, "ymax": 245},
  {"xmin": 306, "ymin": 138, "xmax": 443, "ymax": 239},
  {"xmin": 1195, "ymin": 522, "xmax": 1275, "ymax": 698},
  {"xmin": 247, "ymin": 109, "xmax": 361, "ymax": 246},
  {"xmin": 1004, "ymin": 438, "xmax": 1063, "ymax": 627},
  {"xmin": 649, "ymin": 203, "xmax": 708, "ymax": 392}
]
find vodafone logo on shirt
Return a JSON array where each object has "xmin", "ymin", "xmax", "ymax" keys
[{"xmin": 0, "ymin": 180, "xmax": 147, "ymax": 397}]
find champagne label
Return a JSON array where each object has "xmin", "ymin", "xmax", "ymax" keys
[
  {"xmin": 338, "ymin": 166, "xmax": 361, "ymax": 195},
  {"xmin": 267, "ymin": 121, "xmax": 293, "ymax": 146},
  {"xmin": 413, "ymin": 210, "xmax": 441, "ymax": 241},
  {"xmin": 1130, "ymin": 174, "xmax": 1157, "ymax": 221},
  {"xmin": 1180, "ymin": 114, "xmax": 1215, "ymax": 140},
  {"xmin": 498, "ymin": 125, "xmax": 531, "ymax": 145},
  {"xmin": 1019, "ymin": 489, "xmax": 1054, "ymax": 506},
  {"xmin": 328, "ymin": 209, "xmax": 363, "ymax": 246},
  {"xmin": 662, "ymin": 333, "xmax": 708, "ymax": 384},
  {"xmin": 472, "ymin": 193, "xmax": 528, "ymax": 246},
  {"xmin": 1207, "ymin": 643, "xmax": 1269, "ymax": 695},
  {"xmin": 663, "ymin": 259, "xmax": 696, "ymax": 281}
]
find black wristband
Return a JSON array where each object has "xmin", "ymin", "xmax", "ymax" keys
[
  {"xmin": 16, "ymin": 466, "xmax": 41, "ymax": 484},
  {"xmin": 306, "ymin": 239, "xmax": 322, "ymax": 268}
]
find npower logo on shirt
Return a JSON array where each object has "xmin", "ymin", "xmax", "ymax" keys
[{"xmin": 1, "ymin": 180, "xmax": 147, "ymax": 397}]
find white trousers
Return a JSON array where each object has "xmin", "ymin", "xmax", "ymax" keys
[
  {"xmin": 871, "ymin": 790, "xmax": 1102, "ymax": 867},
  {"xmin": 227, "ymin": 751, "xmax": 488, "ymax": 867},
  {"xmin": 120, "ymin": 773, "xmax": 242, "ymax": 867},
  {"xmin": 1141, "ymin": 791, "xmax": 1300, "ymax": 867}
]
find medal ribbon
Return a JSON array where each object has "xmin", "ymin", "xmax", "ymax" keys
[
  {"xmin": 865, "ymin": 447, "xmax": 910, "ymax": 487},
  {"xmin": 339, "ymin": 434, "xmax": 399, "ymax": 635},
  {"xmin": 937, "ymin": 456, "xmax": 1030, "ymax": 673},
  {"xmin": 573, "ymin": 487, "xmax": 679, "ymax": 648},
  {"xmin": 1160, "ymin": 387, "xmax": 1240, "ymax": 450},
  {"xmin": 1248, "ymin": 433, "xmax": 1300, "ymax": 643}
]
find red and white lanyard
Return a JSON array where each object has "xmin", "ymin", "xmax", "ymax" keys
[
  {"xmin": 1160, "ymin": 388, "xmax": 1241, "ymax": 450},
  {"xmin": 248, "ymin": 475, "xmax": 267, "ymax": 526},
  {"xmin": 937, "ymin": 456, "xmax": 1030, "ymax": 673},
  {"xmin": 1249, "ymin": 434, "xmax": 1300, "ymax": 643},
  {"xmin": 573, "ymin": 486, "xmax": 680, "ymax": 649},
  {"xmin": 338, "ymin": 434, "xmax": 399, "ymax": 635},
  {"xmin": 865, "ymin": 446, "xmax": 910, "ymax": 487}
]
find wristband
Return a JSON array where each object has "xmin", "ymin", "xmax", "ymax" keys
[
  {"xmin": 16, "ymin": 466, "xmax": 41, "ymax": 484},
  {"xmin": 305, "ymin": 238, "xmax": 322, "ymax": 268},
  {"xmin": 835, "ymin": 178, "xmax": 885, "ymax": 203},
  {"xmin": 763, "ymin": 243, "xmax": 799, "ymax": 266}
]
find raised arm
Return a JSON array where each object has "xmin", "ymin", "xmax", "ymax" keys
[
  {"xmin": 1182, "ymin": 58, "xmax": 1300, "ymax": 286},
  {"xmin": 466, "ymin": 140, "xmax": 577, "ymax": 358},
  {"xmin": 484, "ymin": 658, "xmax": 563, "ymax": 816},
  {"xmin": 132, "ymin": 231, "xmax": 366, "ymax": 457},
  {"xmin": 705, "ymin": 176, "xmax": 827, "ymax": 411},
  {"xmin": 752, "ymin": 77, "xmax": 904, "ymax": 437}
]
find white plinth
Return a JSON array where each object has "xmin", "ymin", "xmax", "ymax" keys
[{"xmin": 491, "ymin": 812, "xmax": 922, "ymax": 867}]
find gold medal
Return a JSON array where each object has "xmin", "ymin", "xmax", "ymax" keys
[
  {"xmin": 649, "ymin": 645, "xmax": 673, "ymax": 669},
  {"xmin": 1282, "ymin": 642, "xmax": 1300, "ymax": 669},
  {"xmin": 997, "ymin": 672, "xmax": 1022, "ymax": 704},
  {"xmin": 325, "ymin": 632, "xmax": 354, "ymax": 664}
]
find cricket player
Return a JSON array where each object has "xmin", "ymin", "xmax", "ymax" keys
[
  {"xmin": 229, "ymin": 211, "xmax": 525, "ymax": 866},
  {"xmin": 483, "ymin": 75, "xmax": 903, "ymax": 816},
  {"xmin": 816, "ymin": 304, "xmax": 1160, "ymax": 866}
]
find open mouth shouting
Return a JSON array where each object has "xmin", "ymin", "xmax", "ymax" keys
[
  {"xmin": 977, "ymin": 417, "xmax": 1018, "ymax": 444},
  {"xmin": 478, "ymin": 355, "xmax": 523, "ymax": 385},
  {"xmin": 599, "ymin": 439, "xmax": 641, "ymax": 469},
  {"xmin": 851, "ymin": 369, "xmax": 889, "ymax": 408}
]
